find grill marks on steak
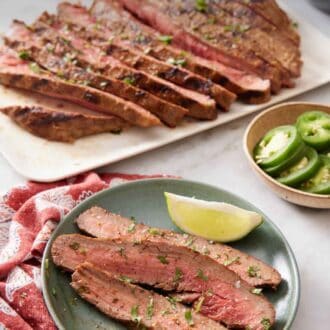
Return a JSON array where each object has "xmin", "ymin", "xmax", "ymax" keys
[
  {"xmin": 55, "ymin": 5, "xmax": 236, "ymax": 112},
  {"xmin": 76, "ymin": 206, "xmax": 281, "ymax": 288},
  {"xmin": 52, "ymin": 234, "xmax": 275, "ymax": 329},
  {"xmin": 62, "ymin": 1, "xmax": 271, "ymax": 104},
  {"xmin": 33, "ymin": 16, "xmax": 218, "ymax": 120},
  {"xmin": 118, "ymin": 0, "xmax": 284, "ymax": 93},
  {"xmin": 0, "ymin": 105, "xmax": 126, "ymax": 142},
  {"xmin": 0, "ymin": 47, "xmax": 159, "ymax": 127},
  {"xmin": 7, "ymin": 22, "xmax": 187, "ymax": 127},
  {"xmin": 71, "ymin": 263, "xmax": 225, "ymax": 330}
]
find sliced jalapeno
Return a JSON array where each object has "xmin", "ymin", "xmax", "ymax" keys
[
  {"xmin": 296, "ymin": 111, "xmax": 330, "ymax": 151},
  {"xmin": 276, "ymin": 147, "xmax": 321, "ymax": 187},
  {"xmin": 254, "ymin": 125, "xmax": 303, "ymax": 169},
  {"xmin": 300, "ymin": 155, "xmax": 330, "ymax": 194}
]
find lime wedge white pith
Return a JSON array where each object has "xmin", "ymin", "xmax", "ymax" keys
[{"xmin": 165, "ymin": 192, "xmax": 263, "ymax": 242}]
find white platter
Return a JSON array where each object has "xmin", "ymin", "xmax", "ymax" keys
[{"xmin": 0, "ymin": 4, "xmax": 329, "ymax": 182}]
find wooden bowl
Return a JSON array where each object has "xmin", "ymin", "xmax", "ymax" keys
[{"xmin": 244, "ymin": 102, "xmax": 330, "ymax": 209}]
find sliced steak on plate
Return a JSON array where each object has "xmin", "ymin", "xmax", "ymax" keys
[
  {"xmin": 7, "ymin": 21, "xmax": 187, "ymax": 127},
  {"xmin": 34, "ymin": 15, "xmax": 218, "ymax": 120},
  {"xmin": 0, "ymin": 105, "xmax": 126, "ymax": 142},
  {"xmin": 0, "ymin": 47, "xmax": 159, "ymax": 127},
  {"xmin": 118, "ymin": 0, "xmax": 284, "ymax": 93},
  {"xmin": 76, "ymin": 206, "xmax": 281, "ymax": 288},
  {"xmin": 61, "ymin": 1, "xmax": 271, "ymax": 104},
  {"xmin": 71, "ymin": 262, "xmax": 225, "ymax": 330},
  {"xmin": 52, "ymin": 234, "xmax": 276, "ymax": 329}
]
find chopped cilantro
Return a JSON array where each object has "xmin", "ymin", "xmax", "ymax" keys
[
  {"xmin": 247, "ymin": 265, "xmax": 260, "ymax": 278},
  {"xmin": 157, "ymin": 255, "xmax": 169, "ymax": 264},
  {"xmin": 122, "ymin": 76, "xmax": 136, "ymax": 85},
  {"xmin": 146, "ymin": 297, "xmax": 154, "ymax": 319},
  {"xmin": 195, "ymin": 0, "xmax": 207, "ymax": 12},
  {"xmin": 261, "ymin": 318, "xmax": 271, "ymax": 330},
  {"xmin": 184, "ymin": 310, "xmax": 194, "ymax": 326},
  {"xmin": 223, "ymin": 24, "xmax": 250, "ymax": 33},
  {"xmin": 29, "ymin": 62, "xmax": 41, "ymax": 74},
  {"xmin": 224, "ymin": 256, "xmax": 240, "ymax": 266},
  {"xmin": 196, "ymin": 269, "xmax": 208, "ymax": 281},
  {"xmin": 173, "ymin": 267, "xmax": 183, "ymax": 285},
  {"xmin": 194, "ymin": 296, "xmax": 205, "ymax": 313},
  {"xmin": 131, "ymin": 305, "xmax": 141, "ymax": 323},
  {"xmin": 148, "ymin": 228, "xmax": 160, "ymax": 236},
  {"xmin": 158, "ymin": 35, "xmax": 173, "ymax": 45},
  {"xmin": 18, "ymin": 50, "xmax": 30, "ymax": 60}
]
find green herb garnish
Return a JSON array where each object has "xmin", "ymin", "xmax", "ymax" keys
[
  {"xmin": 158, "ymin": 35, "xmax": 173, "ymax": 45},
  {"xmin": 223, "ymin": 24, "xmax": 250, "ymax": 34},
  {"xmin": 122, "ymin": 76, "xmax": 136, "ymax": 85},
  {"xmin": 127, "ymin": 223, "xmax": 136, "ymax": 233},
  {"xmin": 173, "ymin": 267, "xmax": 183, "ymax": 285},
  {"xmin": 146, "ymin": 297, "xmax": 154, "ymax": 319},
  {"xmin": 131, "ymin": 305, "xmax": 141, "ymax": 323},
  {"xmin": 196, "ymin": 269, "xmax": 208, "ymax": 281},
  {"xmin": 29, "ymin": 62, "xmax": 41, "ymax": 74},
  {"xmin": 166, "ymin": 296, "xmax": 179, "ymax": 308},
  {"xmin": 224, "ymin": 256, "xmax": 240, "ymax": 266},
  {"xmin": 119, "ymin": 275, "xmax": 133, "ymax": 283},
  {"xmin": 195, "ymin": 0, "xmax": 207, "ymax": 12},
  {"xmin": 261, "ymin": 318, "xmax": 271, "ymax": 330},
  {"xmin": 157, "ymin": 255, "xmax": 169, "ymax": 264},
  {"xmin": 194, "ymin": 296, "xmax": 205, "ymax": 313},
  {"xmin": 247, "ymin": 265, "xmax": 260, "ymax": 278},
  {"xmin": 184, "ymin": 310, "xmax": 194, "ymax": 326},
  {"xmin": 148, "ymin": 228, "xmax": 160, "ymax": 236},
  {"xmin": 18, "ymin": 50, "xmax": 30, "ymax": 60}
]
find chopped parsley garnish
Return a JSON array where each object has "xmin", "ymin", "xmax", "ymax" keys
[
  {"xmin": 184, "ymin": 310, "xmax": 194, "ymax": 326},
  {"xmin": 127, "ymin": 223, "xmax": 136, "ymax": 233},
  {"xmin": 146, "ymin": 297, "xmax": 154, "ymax": 319},
  {"xmin": 173, "ymin": 267, "xmax": 183, "ymax": 285},
  {"xmin": 196, "ymin": 269, "xmax": 208, "ymax": 281},
  {"xmin": 122, "ymin": 76, "xmax": 136, "ymax": 85},
  {"xmin": 247, "ymin": 265, "xmax": 260, "ymax": 278},
  {"xmin": 29, "ymin": 62, "xmax": 41, "ymax": 74},
  {"xmin": 166, "ymin": 57, "xmax": 187, "ymax": 67},
  {"xmin": 157, "ymin": 255, "xmax": 169, "ymax": 264},
  {"xmin": 223, "ymin": 24, "xmax": 250, "ymax": 34},
  {"xmin": 251, "ymin": 288, "xmax": 263, "ymax": 295},
  {"xmin": 224, "ymin": 256, "xmax": 240, "ymax": 266},
  {"xmin": 195, "ymin": 0, "xmax": 207, "ymax": 12},
  {"xmin": 158, "ymin": 35, "xmax": 173, "ymax": 45},
  {"xmin": 194, "ymin": 296, "xmax": 205, "ymax": 313},
  {"xmin": 18, "ymin": 50, "xmax": 30, "ymax": 60},
  {"xmin": 131, "ymin": 305, "xmax": 141, "ymax": 323},
  {"xmin": 119, "ymin": 275, "xmax": 133, "ymax": 283},
  {"xmin": 261, "ymin": 318, "xmax": 271, "ymax": 330},
  {"xmin": 148, "ymin": 228, "xmax": 160, "ymax": 236},
  {"xmin": 69, "ymin": 242, "xmax": 80, "ymax": 251}
]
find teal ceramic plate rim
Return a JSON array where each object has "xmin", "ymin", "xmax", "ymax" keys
[{"xmin": 41, "ymin": 178, "xmax": 300, "ymax": 329}]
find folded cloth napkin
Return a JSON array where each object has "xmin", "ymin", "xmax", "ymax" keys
[{"xmin": 0, "ymin": 172, "xmax": 168, "ymax": 329}]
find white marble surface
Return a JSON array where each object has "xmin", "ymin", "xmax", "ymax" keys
[{"xmin": 0, "ymin": 1, "xmax": 329, "ymax": 329}]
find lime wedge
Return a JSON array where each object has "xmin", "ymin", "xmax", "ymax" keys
[{"xmin": 164, "ymin": 192, "xmax": 263, "ymax": 242}]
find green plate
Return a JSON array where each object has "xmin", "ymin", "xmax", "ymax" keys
[{"xmin": 42, "ymin": 179, "xmax": 300, "ymax": 330}]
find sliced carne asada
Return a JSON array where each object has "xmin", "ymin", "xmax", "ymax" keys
[
  {"xmin": 238, "ymin": 0, "xmax": 300, "ymax": 45},
  {"xmin": 71, "ymin": 262, "xmax": 225, "ymax": 330},
  {"xmin": 7, "ymin": 22, "xmax": 187, "ymax": 127},
  {"xmin": 0, "ymin": 105, "xmax": 127, "ymax": 142},
  {"xmin": 118, "ymin": 0, "xmax": 284, "ymax": 93},
  {"xmin": 0, "ymin": 47, "xmax": 160, "ymax": 127},
  {"xmin": 55, "ymin": 5, "xmax": 236, "ymax": 111},
  {"xmin": 61, "ymin": 1, "xmax": 270, "ymax": 104},
  {"xmin": 206, "ymin": 0, "xmax": 301, "ymax": 78},
  {"xmin": 33, "ymin": 16, "xmax": 217, "ymax": 120},
  {"xmin": 76, "ymin": 206, "xmax": 281, "ymax": 288},
  {"xmin": 52, "ymin": 234, "xmax": 275, "ymax": 330}
]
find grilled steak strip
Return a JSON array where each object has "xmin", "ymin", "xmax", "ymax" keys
[
  {"xmin": 238, "ymin": 0, "xmax": 300, "ymax": 45},
  {"xmin": 118, "ymin": 0, "xmax": 283, "ymax": 93},
  {"xmin": 0, "ymin": 47, "xmax": 160, "ymax": 127},
  {"xmin": 62, "ymin": 1, "xmax": 270, "ymax": 104},
  {"xmin": 52, "ymin": 234, "xmax": 275, "ymax": 330},
  {"xmin": 207, "ymin": 0, "xmax": 301, "ymax": 78},
  {"xmin": 7, "ymin": 22, "xmax": 187, "ymax": 127},
  {"xmin": 34, "ymin": 16, "xmax": 217, "ymax": 120},
  {"xmin": 72, "ymin": 262, "xmax": 225, "ymax": 330},
  {"xmin": 0, "ymin": 105, "xmax": 126, "ymax": 142},
  {"xmin": 56, "ymin": 6, "xmax": 235, "ymax": 111},
  {"xmin": 76, "ymin": 206, "xmax": 281, "ymax": 288}
]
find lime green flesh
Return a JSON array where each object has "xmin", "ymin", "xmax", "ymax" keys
[{"xmin": 165, "ymin": 192, "xmax": 263, "ymax": 242}]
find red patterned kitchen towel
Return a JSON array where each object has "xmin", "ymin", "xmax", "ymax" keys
[{"xmin": 0, "ymin": 172, "xmax": 169, "ymax": 329}]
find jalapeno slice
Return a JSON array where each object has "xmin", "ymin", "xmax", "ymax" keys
[
  {"xmin": 300, "ymin": 155, "xmax": 330, "ymax": 194},
  {"xmin": 296, "ymin": 111, "xmax": 330, "ymax": 151},
  {"xmin": 276, "ymin": 147, "xmax": 321, "ymax": 187},
  {"xmin": 254, "ymin": 125, "xmax": 303, "ymax": 169},
  {"xmin": 265, "ymin": 143, "xmax": 306, "ymax": 176}
]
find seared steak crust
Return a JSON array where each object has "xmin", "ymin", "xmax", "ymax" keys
[
  {"xmin": 63, "ymin": 1, "xmax": 271, "ymax": 104},
  {"xmin": 1, "ymin": 106, "xmax": 126, "ymax": 142},
  {"xmin": 0, "ymin": 47, "xmax": 160, "ymax": 127},
  {"xmin": 76, "ymin": 206, "xmax": 281, "ymax": 288},
  {"xmin": 72, "ymin": 263, "xmax": 225, "ymax": 330},
  {"xmin": 52, "ymin": 234, "xmax": 276, "ymax": 329},
  {"xmin": 34, "ymin": 15, "xmax": 218, "ymax": 120}
]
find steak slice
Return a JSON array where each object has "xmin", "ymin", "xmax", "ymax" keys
[
  {"xmin": 7, "ymin": 22, "xmax": 187, "ymax": 127},
  {"xmin": 118, "ymin": 0, "xmax": 283, "ymax": 93},
  {"xmin": 207, "ymin": 0, "xmax": 302, "ymax": 78},
  {"xmin": 52, "ymin": 234, "xmax": 275, "ymax": 329},
  {"xmin": 71, "ymin": 262, "xmax": 225, "ymax": 330},
  {"xmin": 56, "ymin": 5, "xmax": 236, "ymax": 111},
  {"xmin": 238, "ymin": 0, "xmax": 300, "ymax": 45},
  {"xmin": 63, "ymin": 1, "xmax": 270, "ymax": 104},
  {"xmin": 76, "ymin": 206, "xmax": 281, "ymax": 288},
  {"xmin": 0, "ymin": 105, "xmax": 126, "ymax": 142},
  {"xmin": 0, "ymin": 47, "xmax": 160, "ymax": 127},
  {"xmin": 34, "ymin": 16, "xmax": 217, "ymax": 120}
]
